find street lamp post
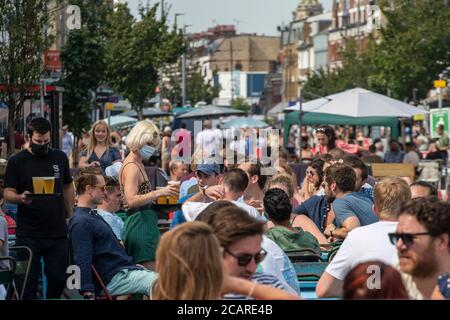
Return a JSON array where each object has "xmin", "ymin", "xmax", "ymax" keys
[
  {"xmin": 174, "ymin": 13, "xmax": 184, "ymax": 29},
  {"xmin": 298, "ymin": 86, "xmax": 303, "ymax": 163},
  {"xmin": 296, "ymin": 89, "xmax": 333, "ymax": 162},
  {"xmin": 181, "ymin": 25, "xmax": 192, "ymax": 107}
]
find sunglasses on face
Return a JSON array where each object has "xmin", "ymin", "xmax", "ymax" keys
[
  {"xmin": 306, "ymin": 170, "xmax": 316, "ymax": 176},
  {"xmin": 224, "ymin": 248, "xmax": 267, "ymax": 267},
  {"xmin": 388, "ymin": 232, "xmax": 433, "ymax": 247}
]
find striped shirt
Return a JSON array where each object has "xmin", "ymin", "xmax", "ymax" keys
[{"xmin": 223, "ymin": 272, "xmax": 288, "ymax": 300}]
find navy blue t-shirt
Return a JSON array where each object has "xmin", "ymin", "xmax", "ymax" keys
[
  {"xmin": 81, "ymin": 147, "xmax": 121, "ymax": 172},
  {"xmin": 293, "ymin": 195, "xmax": 329, "ymax": 232},
  {"xmin": 69, "ymin": 207, "xmax": 139, "ymax": 292}
]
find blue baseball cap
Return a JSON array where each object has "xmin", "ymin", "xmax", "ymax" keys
[{"xmin": 196, "ymin": 160, "xmax": 221, "ymax": 176}]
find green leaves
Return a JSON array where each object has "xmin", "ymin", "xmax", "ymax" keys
[
  {"xmin": 231, "ymin": 97, "xmax": 250, "ymax": 112},
  {"xmin": 303, "ymin": 0, "xmax": 450, "ymax": 102},
  {"xmin": 104, "ymin": 2, "xmax": 185, "ymax": 117},
  {"xmin": 0, "ymin": 0, "xmax": 52, "ymax": 156},
  {"xmin": 59, "ymin": 1, "xmax": 112, "ymax": 138}
]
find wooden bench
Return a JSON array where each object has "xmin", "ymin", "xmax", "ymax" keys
[{"xmin": 370, "ymin": 163, "xmax": 415, "ymax": 183}]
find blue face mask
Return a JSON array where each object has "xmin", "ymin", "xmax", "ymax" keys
[{"xmin": 139, "ymin": 145, "xmax": 157, "ymax": 160}]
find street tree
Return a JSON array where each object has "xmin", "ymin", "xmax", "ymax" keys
[
  {"xmin": 0, "ymin": 0, "xmax": 52, "ymax": 157},
  {"xmin": 59, "ymin": 0, "xmax": 112, "ymax": 164},
  {"xmin": 369, "ymin": 0, "xmax": 450, "ymax": 101},
  {"xmin": 105, "ymin": 2, "xmax": 185, "ymax": 119},
  {"xmin": 163, "ymin": 62, "xmax": 220, "ymax": 106},
  {"xmin": 303, "ymin": 0, "xmax": 450, "ymax": 103},
  {"xmin": 231, "ymin": 97, "xmax": 250, "ymax": 113}
]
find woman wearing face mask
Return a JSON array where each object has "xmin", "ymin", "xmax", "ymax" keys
[
  {"xmin": 119, "ymin": 120, "xmax": 179, "ymax": 270},
  {"xmin": 79, "ymin": 120, "xmax": 121, "ymax": 173}
]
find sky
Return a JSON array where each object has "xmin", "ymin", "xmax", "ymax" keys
[{"xmin": 125, "ymin": 0, "xmax": 333, "ymax": 36}]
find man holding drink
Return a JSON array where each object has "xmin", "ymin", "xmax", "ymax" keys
[{"xmin": 3, "ymin": 118, "xmax": 75, "ymax": 299}]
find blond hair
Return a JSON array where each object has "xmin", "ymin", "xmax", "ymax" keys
[
  {"xmin": 152, "ymin": 222, "xmax": 223, "ymax": 300},
  {"xmin": 374, "ymin": 177, "xmax": 411, "ymax": 219},
  {"xmin": 264, "ymin": 173, "xmax": 295, "ymax": 199},
  {"xmin": 86, "ymin": 120, "xmax": 112, "ymax": 160},
  {"xmin": 125, "ymin": 119, "xmax": 161, "ymax": 152}
]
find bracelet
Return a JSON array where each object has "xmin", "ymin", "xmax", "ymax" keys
[
  {"xmin": 201, "ymin": 185, "xmax": 209, "ymax": 197},
  {"xmin": 247, "ymin": 282, "xmax": 257, "ymax": 298}
]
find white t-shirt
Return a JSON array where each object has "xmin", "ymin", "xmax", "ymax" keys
[
  {"xmin": 196, "ymin": 129, "xmax": 222, "ymax": 156},
  {"xmin": 182, "ymin": 200, "xmax": 261, "ymax": 222},
  {"xmin": 325, "ymin": 221, "xmax": 398, "ymax": 280},
  {"xmin": 260, "ymin": 236, "xmax": 300, "ymax": 296}
]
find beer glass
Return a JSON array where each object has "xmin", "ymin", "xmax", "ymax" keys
[
  {"xmin": 43, "ymin": 177, "xmax": 55, "ymax": 194},
  {"xmin": 32, "ymin": 177, "xmax": 45, "ymax": 194}
]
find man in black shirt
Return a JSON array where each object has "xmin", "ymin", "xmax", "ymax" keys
[{"xmin": 4, "ymin": 118, "xmax": 75, "ymax": 299}]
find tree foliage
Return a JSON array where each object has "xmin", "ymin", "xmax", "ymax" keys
[
  {"xmin": 303, "ymin": 0, "xmax": 450, "ymax": 102},
  {"xmin": 162, "ymin": 62, "xmax": 220, "ymax": 106},
  {"xmin": 231, "ymin": 97, "xmax": 250, "ymax": 112},
  {"xmin": 60, "ymin": 0, "xmax": 112, "ymax": 140},
  {"xmin": 105, "ymin": 2, "xmax": 185, "ymax": 119},
  {"xmin": 60, "ymin": 29, "xmax": 105, "ymax": 138},
  {"xmin": 0, "ymin": 0, "xmax": 52, "ymax": 156}
]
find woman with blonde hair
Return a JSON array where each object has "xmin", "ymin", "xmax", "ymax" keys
[
  {"xmin": 272, "ymin": 159, "xmax": 303, "ymax": 205},
  {"xmin": 79, "ymin": 120, "xmax": 121, "ymax": 173},
  {"xmin": 151, "ymin": 221, "xmax": 300, "ymax": 300},
  {"xmin": 120, "ymin": 120, "xmax": 179, "ymax": 270}
]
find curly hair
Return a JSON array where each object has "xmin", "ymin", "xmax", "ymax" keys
[
  {"xmin": 263, "ymin": 188, "xmax": 293, "ymax": 223},
  {"xmin": 400, "ymin": 198, "xmax": 450, "ymax": 249}
]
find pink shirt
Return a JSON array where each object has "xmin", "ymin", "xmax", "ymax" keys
[{"xmin": 313, "ymin": 140, "xmax": 359, "ymax": 155}]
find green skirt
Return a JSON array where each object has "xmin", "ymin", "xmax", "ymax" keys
[{"xmin": 122, "ymin": 209, "xmax": 160, "ymax": 263}]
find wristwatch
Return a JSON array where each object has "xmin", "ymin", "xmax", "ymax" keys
[
  {"xmin": 201, "ymin": 185, "xmax": 209, "ymax": 197},
  {"xmin": 330, "ymin": 226, "xmax": 337, "ymax": 237}
]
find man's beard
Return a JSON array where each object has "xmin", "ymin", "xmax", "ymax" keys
[
  {"xmin": 400, "ymin": 243, "xmax": 440, "ymax": 278},
  {"xmin": 326, "ymin": 193, "xmax": 336, "ymax": 204}
]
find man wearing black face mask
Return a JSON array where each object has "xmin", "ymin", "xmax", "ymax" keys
[{"xmin": 3, "ymin": 117, "xmax": 75, "ymax": 299}]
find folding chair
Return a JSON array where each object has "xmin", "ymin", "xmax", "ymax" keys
[
  {"xmin": 92, "ymin": 265, "xmax": 114, "ymax": 301},
  {"xmin": 0, "ymin": 256, "xmax": 17, "ymax": 300},
  {"xmin": 8, "ymin": 246, "xmax": 33, "ymax": 300},
  {"xmin": 327, "ymin": 242, "xmax": 343, "ymax": 263},
  {"xmin": 294, "ymin": 261, "xmax": 328, "ymax": 300},
  {"xmin": 286, "ymin": 248, "xmax": 323, "ymax": 263}
]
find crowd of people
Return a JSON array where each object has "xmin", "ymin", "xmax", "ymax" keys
[
  {"xmin": 289, "ymin": 124, "xmax": 449, "ymax": 166},
  {"xmin": 0, "ymin": 116, "xmax": 449, "ymax": 301}
]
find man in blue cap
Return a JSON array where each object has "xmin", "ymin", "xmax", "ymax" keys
[
  {"xmin": 171, "ymin": 159, "xmax": 224, "ymax": 228},
  {"xmin": 182, "ymin": 168, "xmax": 261, "ymax": 222}
]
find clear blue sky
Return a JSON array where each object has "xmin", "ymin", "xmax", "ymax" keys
[{"xmin": 125, "ymin": 0, "xmax": 333, "ymax": 36}]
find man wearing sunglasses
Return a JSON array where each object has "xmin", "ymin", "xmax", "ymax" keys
[
  {"xmin": 317, "ymin": 178, "xmax": 411, "ymax": 298},
  {"xmin": 390, "ymin": 198, "xmax": 450, "ymax": 299},
  {"xmin": 69, "ymin": 170, "xmax": 157, "ymax": 299}
]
